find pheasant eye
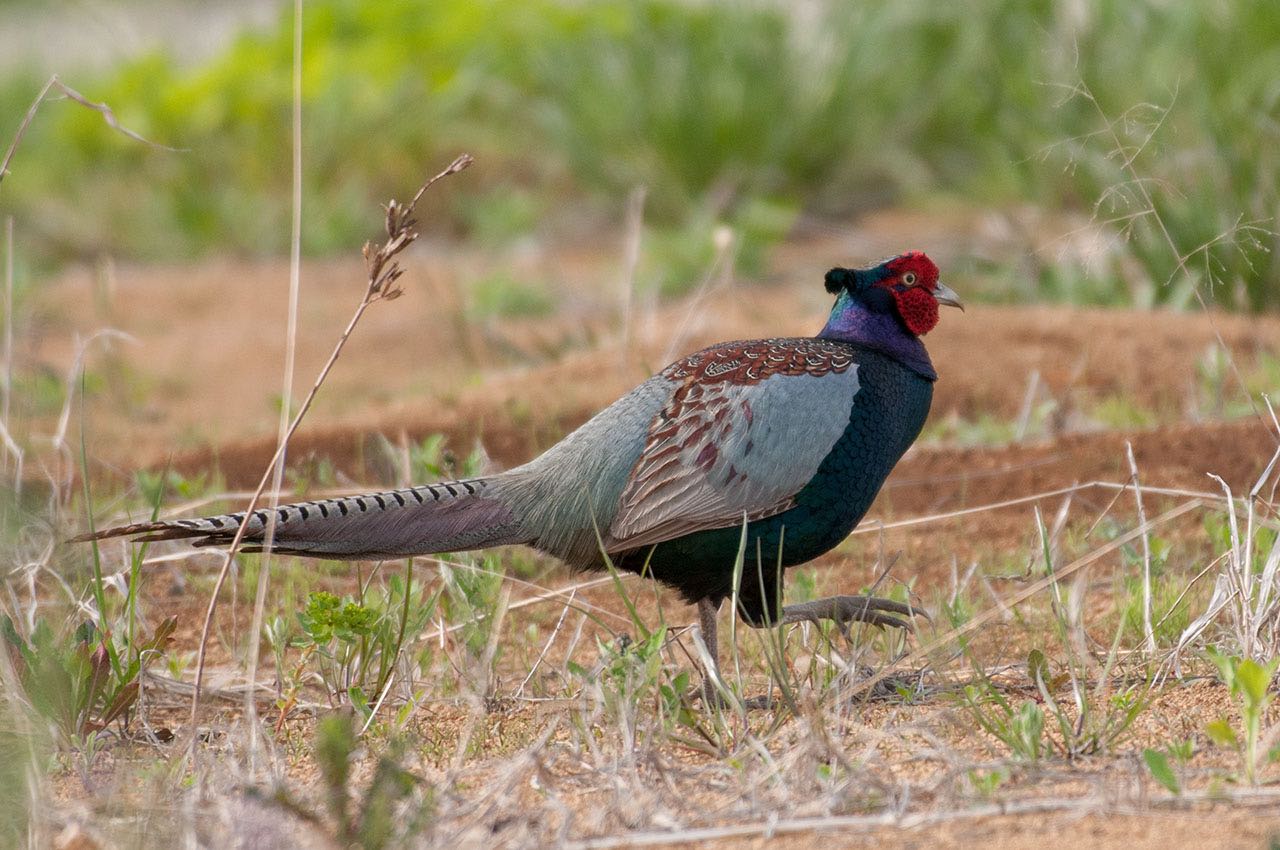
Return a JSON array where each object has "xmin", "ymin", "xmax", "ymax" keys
[{"xmin": 902, "ymin": 272, "xmax": 917, "ymax": 285}]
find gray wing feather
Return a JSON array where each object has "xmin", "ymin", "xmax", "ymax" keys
[
  {"xmin": 495, "ymin": 374, "xmax": 675, "ymax": 566},
  {"xmin": 604, "ymin": 368, "xmax": 860, "ymax": 549}
]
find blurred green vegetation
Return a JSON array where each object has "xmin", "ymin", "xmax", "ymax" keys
[{"xmin": 0, "ymin": 0, "xmax": 1277, "ymax": 308}]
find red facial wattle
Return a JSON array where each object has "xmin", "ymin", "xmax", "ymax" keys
[{"xmin": 892, "ymin": 285, "xmax": 940, "ymax": 336}]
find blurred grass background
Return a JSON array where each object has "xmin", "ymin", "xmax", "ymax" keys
[{"xmin": 0, "ymin": 0, "xmax": 1277, "ymax": 309}]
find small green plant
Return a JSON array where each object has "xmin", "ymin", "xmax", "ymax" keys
[
  {"xmin": 1, "ymin": 614, "xmax": 175, "ymax": 748},
  {"xmin": 960, "ymin": 683, "xmax": 1045, "ymax": 762},
  {"xmin": 965, "ymin": 767, "xmax": 1009, "ymax": 798},
  {"xmin": 294, "ymin": 573, "xmax": 438, "ymax": 718},
  {"xmin": 1143, "ymin": 738, "xmax": 1194, "ymax": 794},
  {"xmin": 405, "ymin": 433, "xmax": 484, "ymax": 484},
  {"xmin": 260, "ymin": 710, "xmax": 431, "ymax": 849},
  {"xmin": 1205, "ymin": 649, "xmax": 1280, "ymax": 785}
]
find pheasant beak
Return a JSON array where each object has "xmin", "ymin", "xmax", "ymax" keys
[{"xmin": 933, "ymin": 281, "xmax": 964, "ymax": 311}]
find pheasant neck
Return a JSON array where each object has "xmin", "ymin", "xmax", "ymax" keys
[{"xmin": 817, "ymin": 292, "xmax": 937, "ymax": 381}]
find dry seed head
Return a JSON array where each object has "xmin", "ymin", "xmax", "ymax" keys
[
  {"xmin": 385, "ymin": 200, "xmax": 399, "ymax": 236},
  {"xmin": 445, "ymin": 153, "xmax": 474, "ymax": 175},
  {"xmin": 385, "ymin": 231, "xmax": 414, "ymax": 255}
]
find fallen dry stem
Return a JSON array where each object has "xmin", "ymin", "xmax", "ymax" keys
[
  {"xmin": 187, "ymin": 154, "xmax": 474, "ymax": 764},
  {"xmin": 0, "ymin": 74, "xmax": 175, "ymax": 191},
  {"xmin": 565, "ymin": 785, "xmax": 1280, "ymax": 850}
]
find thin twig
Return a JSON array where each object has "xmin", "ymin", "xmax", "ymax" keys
[
  {"xmin": 2, "ymin": 217, "xmax": 12, "ymax": 443},
  {"xmin": 516, "ymin": 589, "xmax": 577, "ymax": 698},
  {"xmin": 565, "ymin": 785, "xmax": 1280, "ymax": 849},
  {"xmin": 245, "ymin": 0, "xmax": 306, "ymax": 776},
  {"xmin": 1126, "ymin": 442, "xmax": 1156, "ymax": 654},
  {"xmin": 0, "ymin": 75, "xmax": 177, "ymax": 190},
  {"xmin": 188, "ymin": 154, "xmax": 473, "ymax": 761}
]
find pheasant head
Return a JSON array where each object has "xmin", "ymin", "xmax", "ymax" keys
[{"xmin": 818, "ymin": 251, "xmax": 962, "ymax": 378}]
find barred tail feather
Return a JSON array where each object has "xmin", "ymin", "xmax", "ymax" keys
[{"xmin": 74, "ymin": 477, "xmax": 530, "ymax": 560}]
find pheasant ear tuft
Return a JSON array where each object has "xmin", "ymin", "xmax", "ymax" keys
[{"xmin": 824, "ymin": 267, "xmax": 855, "ymax": 294}]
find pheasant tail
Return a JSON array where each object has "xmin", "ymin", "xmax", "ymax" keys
[{"xmin": 72, "ymin": 477, "xmax": 530, "ymax": 560}]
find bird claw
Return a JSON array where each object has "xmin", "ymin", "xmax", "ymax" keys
[{"xmin": 781, "ymin": 594, "xmax": 927, "ymax": 635}]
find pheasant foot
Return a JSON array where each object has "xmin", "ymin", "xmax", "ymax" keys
[{"xmin": 781, "ymin": 595, "xmax": 926, "ymax": 633}]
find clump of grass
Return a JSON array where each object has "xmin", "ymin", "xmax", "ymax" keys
[
  {"xmin": 1176, "ymin": 425, "xmax": 1280, "ymax": 665},
  {"xmin": 262, "ymin": 710, "xmax": 432, "ymax": 849},
  {"xmin": 1, "ymin": 613, "xmax": 175, "ymax": 750},
  {"xmin": 958, "ymin": 510, "xmax": 1152, "ymax": 761}
]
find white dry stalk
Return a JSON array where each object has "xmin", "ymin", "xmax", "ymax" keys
[
  {"xmin": 3, "ymin": 216, "xmax": 11, "ymax": 440},
  {"xmin": 419, "ymin": 569, "xmax": 627, "ymax": 641},
  {"xmin": 1174, "ymin": 431, "xmax": 1280, "ymax": 667},
  {"xmin": 1247, "ymin": 399, "xmax": 1280, "ymax": 630},
  {"xmin": 515, "ymin": 588, "xmax": 577, "ymax": 698},
  {"xmin": 0, "ymin": 75, "xmax": 176, "ymax": 191},
  {"xmin": 0, "ymin": 413, "xmax": 23, "ymax": 499},
  {"xmin": 244, "ymin": 0, "xmax": 305, "ymax": 775},
  {"xmin": 44, "ymin": 330, "xmax": 134, "ymax": 517},
  {"xmin": 1126, "ymin": 441, "xmax": 1156, "ymax": 653},
  {"xmin": 129, "ymin": 466, "xmax": 1231, "ymax": 536}
]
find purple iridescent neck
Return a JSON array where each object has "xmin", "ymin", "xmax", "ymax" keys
[{"xmin": 817, "ymin": 291, "xmax": 937, "ymax": 381}]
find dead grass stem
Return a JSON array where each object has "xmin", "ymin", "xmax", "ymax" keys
[{"xmin": 188, "ymin": 152, "xmax": 474, "ymax": 765}]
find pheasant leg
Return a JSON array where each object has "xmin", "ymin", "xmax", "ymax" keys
[{"xmin": 697, "ymin": 597, "xmax": 722, "ymax": 705}]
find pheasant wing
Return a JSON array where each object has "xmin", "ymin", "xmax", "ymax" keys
[{"xmin": 605, "ymin": 339, "xmax": 860, "ymax": 550}]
